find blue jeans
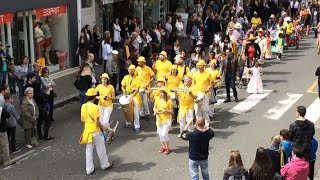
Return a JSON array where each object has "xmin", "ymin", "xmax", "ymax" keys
[
  {"xmin": 189, "ymin": 159, "xmax": 210, "ymax": 180},
  {"xmin": 79, "ymin": 90, "xmax": 86, "ymax": 104},
  {"xmin": 225, "ymin": 76, "xmax": 238, "ymax": 99},
  {"xmin": 0, "ymin": 71, "xmax": 7, "ymax": 86}
]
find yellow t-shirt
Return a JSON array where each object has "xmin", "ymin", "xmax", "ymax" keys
[
  {"xmin": 80, "ymin": 102, "xmax": 101, "ymax": 143},
  {"xmin": 208, "ymin": 68, "xmax": 220, "ymax": 81},
  {"xmin": 193, "ymin": 70, "xmax": 213, "ymax": 93},
  {"xmin": 154, "ymin": 60, "xmax": 172, "ymax": 79},
  {"xmin": 177, "ymin": 65, "xmax": 190, "ymax": 77},
  {"xmin": 177, "ymin": 84, "xmax": 196, "ymax": 110},
  {"xmin": 251, "ymin": 17, "xmax": 262, "ymax": 26},
  {"xmin": 95, "ymin": 84, "xmax": 115, "ymax": 107},
  {"xmin": 154, "ymin": 98, "xmax": 173, "ymax": 126},
  {"xmin": 166, "ymin": 74, "xmax": 182, "ymax": 91},
  {"xmin": 121, "ymin": 75, "xmax": 141, "ymax": 95},
  {"xmin": 135, "ymin": 65, "xmax": 155, "ymax": 88},
  {"xmin": 286, "ymin": 23, "xmax": 294, "ymax": 34}
]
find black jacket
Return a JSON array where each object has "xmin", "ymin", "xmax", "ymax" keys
[
  {"xmin": 289, "ymin": 119, "xmax": 315, "ymax": 153},
  {"xmin": 0, "ymin": 107, "xmax": 10, "ymax": 132},
  {"xmin": 315, "ymin": 66, "xmax": 320, "ymax": 80},
  {"xmin": 223, "ymin": 166, "xmax": 249, "ymax": 180},
  {"xmin": 182, "ymin": 128, "xmax": 214, "ymax": 161}
]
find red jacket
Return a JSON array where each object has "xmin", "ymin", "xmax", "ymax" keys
[{"xmin": 280, "ymin": 157, "xmax": 309, "ymax": 180}]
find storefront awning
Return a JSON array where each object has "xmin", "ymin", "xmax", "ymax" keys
[
  {"xmin": 35, "ymin": 5, "xmax": 67, "ymax": 17},
  {"xmin": 0, "ymin": 13, "xmax": 14, "ymax": 24}
]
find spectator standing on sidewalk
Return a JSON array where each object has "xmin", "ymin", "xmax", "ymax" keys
[
  {"xmin": 181, "ymin": 117, "xmax": 214, "ymax": 180},
  {"xmin": 106, "ymin": 50, "xmax": 119, "ymax": 92},
  {"xmin": 309, "ymin": 138, "xmax": 318, "ymax": 180},
  {"xmin": 41, "ymin": 68, "xmax": 56, "ymax": 123},
  {"xmin": 0, "ymin": 105, "xmax": 14, "ymax": 166},
  {"xmin": 7, "ymin": 58, "xmax": 17, "ymax": 95},
  {"xmin": 4, "ymin": 93, "xmax": 20, "ymax": 153},
  {"xmin": 16, "ymin": 56, "xmax": 33, "ymax": 103},
  {"xmin": 222, "ymin": 150, "xmax": 249, "ymax": 180},
  {"xmin": 249, "ymin": 147, "xmax": 275, "ymax": 180},
  {"xmin": 289, "ymin": 106, "xmax": 315, "ymax": 160}
]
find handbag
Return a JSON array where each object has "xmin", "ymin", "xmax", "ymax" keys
[
  {"xmin": 50, "ymin": 90, "xmax": 57, "ymax": 98},
  {"xmin": 74, "ymin": 76, "xmax": 80, "ymax": 89}
]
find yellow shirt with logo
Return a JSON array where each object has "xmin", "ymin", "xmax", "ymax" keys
[
  {"xmin": 80, "ymin": 102, "xmax": 101, "ymax": 144},
  {"xmin": 154, "ymin": 98, "xmax": 173, "ymax": 126},
  {"xmin": 177, "ymin": 65, "xmax": 190, "ymax": 77},
  {"xmin": 135, "ymin": 65, "xmax": 155, "ymax": 88},
  {"xmin": 193, "ymin": 70, "xmax": 213, "ymax": 93},
  {"xmin": 95, "ymin": 84, "xmax": 115, "ymax": 107},
  {"xmin": 154, "ymin": 60, "xmax": 172, "ymax": 79},
  {"xmin": 166, "ymin": 74, "xmax": 182, "ymax": 91}
]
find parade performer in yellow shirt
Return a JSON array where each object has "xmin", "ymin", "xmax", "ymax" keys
[
  {"xmin": 207, "ymin": 62, "xmax": 221, "ymax": 117},
  {"xmin": 80, "ymin": 88, "xmax": 114, "ymax": 175},
  {"xmin": 193, "ymin": 60, "xmax": 214, "ymax": 127},
  {"xmin": 150, "ymin": 77, "xmax": 166, "ymax": 101},
  {"xmin": 135, "ymin": 56, "xmax": 155, "ymax": 120},
  {"xmin": 176, "ymin": 73, "xmax": 197, "ymax": 136},
  {"xmin": 174, "ymin": 54, "xmax": 190, "ymax": 77},
  {"xmin": 95, "ymin": 73, "xmax": 115, "ymax": 126},
  {"xmin": 153, "ymin": 51, "xmax": 172, "ymax": 79},
  {"xmin": 153, "ymin": 87, "xmax": 173, "ymax": 155},
  {"xmin": 121, "ymin": 65, "xmax": 142, "ymax": 134}
]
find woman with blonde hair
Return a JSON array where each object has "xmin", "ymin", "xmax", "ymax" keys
[
  {"xmin": 166, "ymin": 65, "xmax": 182, "ymax": 123},
  {"xmin": 77, "ymin": 63, "xmax": 97, "ymax": 104},
  {"xmin": 223, "ymin": 150, "xmax": 249, "ymax": 180}
]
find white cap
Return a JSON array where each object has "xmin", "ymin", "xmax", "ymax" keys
[
  {"xmin": 112, "ymin": 50, "xmax": 119, "ymax": 55},
  {"xmin": 174, "ymin": 54, "xmax": 182, "ymax": 60}
]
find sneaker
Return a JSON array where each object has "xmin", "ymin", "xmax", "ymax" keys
[
  {"xmin": 177, "ymin": 134, "xmax": 181, "ymax": 138},
  {"xmin": 164, "ymin": 149, "xmax": 170, "ymax": 155},
  {"xmin": 44, "ymin": 136, "xmax": 54, "ymax": 141},
  {"xmin": 224, "ymin": 99, "xmax": 231, "ymax": 103},
  {"xmin": 11, "ymin": 148, "xmax": 21, "ymax": 154},
  {"xmin": 159, "ymin": 147, "xmax": 165, "ymax": 153},
  {"xmin": 123, "ymin": 123, "xmax": 132, "ymax": 128},
  {"xmin": 103, "ymin": 161, "xmax": 114, "ymax": 170},
  {"xmin": 134, "ymin": 128, "xmax": 141, "ymax": 134},
  {"xmin": 25, "ymin": 144, "xmax": 33, "ymax": 149},
  {"xmin": 235, "ymin": 97, "xmax": 239, "ymax": 102}
]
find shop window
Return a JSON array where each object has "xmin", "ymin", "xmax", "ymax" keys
[{"xmin": 82, "ymin": 0, "xmax": 93, "ymax": 8}]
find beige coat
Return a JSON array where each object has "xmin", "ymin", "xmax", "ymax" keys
[{"xmin": 20, "ymin": 97, "xmax": 39, "ymax": 129}]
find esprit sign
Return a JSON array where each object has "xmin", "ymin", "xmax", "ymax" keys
[
  {"xmin": 35, "ymin": 5, "xmax": 67, "ymax": 17},
  {"xmin": 0, "ymin": 14, "xmax": 14, "ymax": 24}
]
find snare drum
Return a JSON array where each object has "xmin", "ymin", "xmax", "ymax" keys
[{"xmin": 119, "ymin": 95, "xmax": 134, "ymax": 123}]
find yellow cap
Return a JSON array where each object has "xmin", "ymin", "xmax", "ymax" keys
[
  {"xmin": 184, "ymin": 73, "xmax": 193, "ymax": 80},
  {"xmin": 137, "ymin": 56, "xmax": 146, "ymax": 62},
  {"xmin": 197, "ymin": 59, "xmax": 206, "ymax": 66},
  {"xmin": 171, "ymin": 65, "xmax": 178, "ymax": 70},
  {"xmin": 100, "ymin": 73, "xmax": 110, "ymax": 79},
  {"xmin": 159, "ymin": 51, "xmax": 167, "ymax": 58},
  {"xmin": 128, "ymin": 64, "xmax": 136, "ymax": 70},
  {"xmin": 159, "ymin": 87, "xmax": 169, "ymax": 94},
  {"xmin": 85, "ymin": 88, "xmax": 97, "ymax": 96},
  {"xmin": 157, "ymin": 77, "xmax": 166, "ymax": 82}
]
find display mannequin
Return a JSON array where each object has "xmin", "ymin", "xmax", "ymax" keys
[
  {"xmin": 42, "ymin": 17, "xmax": 52, "ymax": 65},
  {"xmin": 34, "ymin": 21, "xmax": 45, "ymax": 59}
]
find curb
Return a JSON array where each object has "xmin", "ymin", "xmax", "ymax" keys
[{"xmin": 53, "ymin": 93, "xmax": 79, "ymax": 109}]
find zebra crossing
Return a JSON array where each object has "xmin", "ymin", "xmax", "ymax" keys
[{"xmin": 114, "ymin": 89, "xmax": 320, "ymax": 125}]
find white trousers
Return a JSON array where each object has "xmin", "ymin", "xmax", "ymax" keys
[
  {"xmin": 208, "ymin": 104, "xmax": 214, "ymax": 117},
  {"xmin": 194, "ymin": 95, "xmax": 210, "ymax": 127},
  {"xmin": 157, "ymin": 120, "xmax": 171, "ymax": 142},
  {"xmin": 139, "ymin": 92, "xmax": 150, "ymax": 116},
  {"xmin": 99, "ymin": 106, "xmax": 113, "ymax": 125},
  {"xmin": 86, "ymin": 131, "xmax": 110, "ymax": 175},
  {"xmin": 179, "ymin": 109, "xmax": 195, "ymax": 133},
  {"xmin": 133, "ymin": 100, "xmax": 140, "ymax": 129}
]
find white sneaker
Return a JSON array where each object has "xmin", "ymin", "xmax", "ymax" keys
[
  {"xmin": 25, "ymin": 144, "xmax": 33, "ymax": 149},
  {"xmin": 177, "ymin": 134, "xmax": 181, "ymax": 138}
]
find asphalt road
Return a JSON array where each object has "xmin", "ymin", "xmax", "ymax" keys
[{"xmin": 0, "ymin": 36, "xmax": 320, "ymax": 180}]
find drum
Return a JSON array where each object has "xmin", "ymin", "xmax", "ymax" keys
[
  {"xmin": 139, "ymin": 88, "xmax": 146, "ymax": 93},
  {"xmin": 194, "ymin": 92, "xmax": 205, "ymax": 103},
  {"xmin": 170, "ymin": 93, "xmax": 176, "ymax": 100},
  {"xmin": 119, "ymin": 95, "xmax": 134, "ymax": 123}
]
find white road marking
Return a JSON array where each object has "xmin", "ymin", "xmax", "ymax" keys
[
  {"xmin": 229, "ymin": 90, "xmax": 273, "ymax": 114},
  {"xmin": 305, "ymin": 98, "xmax": 320, "ymax": 124},
  {"xmin": 11, "ymin": 150, "xmax": 36, "ymax": 162},
  {"xmin": 264, "ymin": 93, "xmax": 303, "ymax": 120}
]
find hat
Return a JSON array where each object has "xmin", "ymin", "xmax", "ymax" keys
[
  {"xmin": 184, "ymin": 73, "xmax": 193, "ymax": 80},
  {"xmin": 234, "ymin": 23, "xmax": 242, "ymax": 29},
  {"xmin": 210, "ymin": 59, "xmax": 218, "ymax": 65},
  {"xmin": 170, "ymin": 65, "xmax": 178, "ymax": 71},
  {"xmin": 159, "ymin": 51, "xmax": 167, "ymax": 58},
  {"xmin": 157, "ymin": 77, "xmax": 166, "ymax": 82},
  {"xmin": 100, "ymin": 73, "xmax": 110, "ymax": 79},
  {"xmin": 112, "ymin": 50, "xmax": 119, "ymax": 55},
  {"xmin": 253, "ymin": 11, "xmax": 258, "ymax": 15},
  {"xmin": 137, "ymin": 56, "xmax": 146, "ymax": 62},
  {"xmin": 197, "ymin": 59, "xmax": 206, "ymax": 66},
  {"xmin": 159, "ymin": 87, "xmax": 169, "ymax": 94},
  {"xmin": 248, "ymin": 34, "xmax": 257, "ymax": 41},
  {"xmin": 128, "ymin": 64, "xmax": 136, "ymax": 70},
  {"xmin": 270, "ymin": 14, "xmax": 276, "ymax": 18},
  {"xmin": 85, "ymin": 88, "xmax": 97, "ymax": 97}
]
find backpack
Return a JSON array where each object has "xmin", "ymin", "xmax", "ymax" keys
[{"xmin": 228, "ymin": 175, "xmax": 247, "ymax": 180}]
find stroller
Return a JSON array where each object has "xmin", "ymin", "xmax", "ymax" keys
[{"xmin": 238, "ymin": 58, "xmax": 255, "ymax": 89}]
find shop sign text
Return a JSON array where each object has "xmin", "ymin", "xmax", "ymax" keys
[{"xmin": 35, "ymin": 5, "xmax": 67, "ymax": 17}]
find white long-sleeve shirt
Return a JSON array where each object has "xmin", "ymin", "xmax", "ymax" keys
[
  {"xmin": 101, "ymin": 40, "xmax": 113, "ymax": 60},
  {"xmin": 113, "ymin": 23, "xmax": 121, "ymax": 42}
]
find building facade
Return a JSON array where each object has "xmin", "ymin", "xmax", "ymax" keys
[{"xmin": 0, "ymin": 0, "xmax": 79, "ymax": 71}]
